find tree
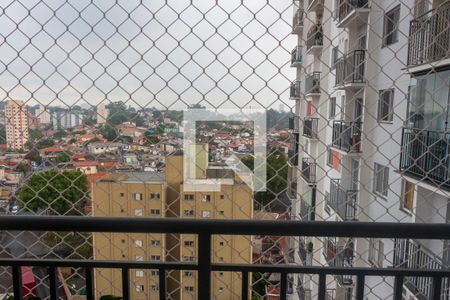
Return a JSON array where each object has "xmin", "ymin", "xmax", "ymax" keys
[
  {"xmin": 100, "ymin": 124, "xmax": 118, "ymax": 141},
  {"xmin": 54, "ymin": 130, "xmax": 67, "ymax": 140},
  {"xmin": 35, "ymin": 138, "xmax": 54, "ymax": 149},
  {"xmin": 29, "ymin": 129, "xmax": 44, "ymax": 140},
  {"xmin": 16, "ymin": 162, "xmax": 28, "ymax": 173},
  {"xmin": 56, "ymin": 152, "xmax": 71, "ymax": 163},
  {"xmin": 25, "ymin": 149, "xmax": 42, "ymax": 163},
  {"xmin": 19, "ymin": 170, "xmax": 88, "ymax": 215}
]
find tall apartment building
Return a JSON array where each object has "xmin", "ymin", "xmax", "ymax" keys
[
  {"xmin": 52, "ymin": 111, "xmax": 83, "ymax": 130},
  {"xmin": 289, "ymin": 0, "xmax": 449, "ymax": 299},
  {"xmin": 34, "ymin": 105, "xmax": 52, "ymax": 125},
  {"xmin": 92, "ymin": 150, "xmax": 253, "ymax": 300},
  {"xmin": 96, "ymin": 104, "xmax": 109, "ymax": 124},
  {"xmin": 4, "ymin": 100, "xmax": 29, "ymax": 149}
]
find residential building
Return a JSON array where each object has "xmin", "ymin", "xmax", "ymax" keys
[
  {"xmin": 96, "ymin": 104, "xmax": 109, "ymax": 124},
  {"xmin": 292, "ymin": 0, "xmax": 450, "ymax": 298},
  {"xmin": 92, "ymin": 151, "xmax": 253, "ymax": 300},
  {"xmin": 4, "ymin": 100, "xmax": 29, "ymax": 149},
  {"xmin": 34, "ymin": 105, "xmax": 52, "ymax": 125}
]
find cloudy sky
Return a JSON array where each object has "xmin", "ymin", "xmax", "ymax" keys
[{"xmin": 0, "ymin": 0, "xmax": 296, "ymax": 111}]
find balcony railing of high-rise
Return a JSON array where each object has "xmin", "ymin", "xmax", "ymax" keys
[
  {"xmin": 394, "ymin": 239, "xmax": 450, "ymax": 300},
  {"xmin": 305, "ymin": 72, "xmax": 321, "ymax": 95},
  {"xmin": 335, "ymin": 50, "xmax": 365, "ymax": 86},
  {"xmin": 291, "ymin": 46, "xmax": 303, "ymax": 65},
  {"xmin": 0, "ymin": 217, "xmax": 450, "ymax": 299},
  {"xmin": 301, "ymin": 158, "xmax": 316, "ymax": 184},
  {"xmin": 328, "ymin": 179, "xmax": 358, "ymax": 221},
  {"xmin": 323, "ymin": 237, "xmax": 354, "ymax": 285},
  {"xmin": 290, "ymin": 80, "xmax": 301, "ymax": 99},
  {"xmin": 292, "ymin": 9, "xmax": 304, "ymax": 30},
  {"xmin": 334, "ymin": 0, "xmax": 369, "ymax": 22},
  {"xmin": 303, "ymin": 117, "xmax": 318, "ymax": 139},
  {"xmin": 407, "ymin": 1, "xmax": 450, "ymax": 66},
  {"xmin": 399, "ymin": 128, "xmax": 450, "ymax": 188},
  {"xmin": 331, "ymin": 120, "xmax": 362, "ymax": 152},
  {"xmin": 306, "ymin": 24, "xmax": 324, "ymax": 50}
]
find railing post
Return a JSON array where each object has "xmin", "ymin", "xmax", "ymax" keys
[
  {"xmin": 12, "ymin": 265, "xmax": 23, "ymax": 300},
  {"xmin": 198, "ymin": 233, "xmax": 212, "ymax": 299}
]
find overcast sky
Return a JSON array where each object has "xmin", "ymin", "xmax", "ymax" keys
[{"xmin": 0, "ymin": 0, "xmax": 296, "ymax": 111}]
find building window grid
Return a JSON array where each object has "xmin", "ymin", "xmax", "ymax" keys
[
  {"xmin": 377, "ymin": 89, "xmax": 394, "ymax": 122},
  {"xmin": 383, "ymin": 5, "xmax": 400, "ymax": 46},
  {"xmin": 373, "ymin": 163, "xmax": 390, "ymax": 198}
]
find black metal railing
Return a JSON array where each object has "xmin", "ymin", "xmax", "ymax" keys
[
  {"xmin": 293, "ymin": 9, "xmax": 304, "ymax": 29},
  {"xmin": 394, "ymin": 239, "xmax": 450, "ymax": 300},
  {"xmin": 328, "ymin": 179, "xmax": 358, "ymax": 220},
  {"xmin": 332, "ymin": 120, "xmax": 362, "ymax": 152},
  {"xmin": 303, "ymin": 117, "xmax": 318, "ymax": 139},
  {"xmin": 323, "ymin": 237, "xmax": 354, "ymax": 285},
  {"xmin": 0, "ymin": 216, "xmax": 450, "ymax": 300},
  {"xmin": 306, "ymin": 24, "xmax": 323, "ymax": 50},
  {"xmin": 335, "ymin": 50, "xmax": 365, "ymax": 86},
  {"xmin": 290, "ymin": 80, "xmax": 301, "ymax": 98},
  {"xmin": 326, "ymin": 288, "xmax": 336, "ymax": 300},
  {"xmin": 305, "ymin": 72, "xmax": 321, "ymax": 94},
  {"xmin": 289, "ymin": 116, "xmax": 298, "ymax": 131},
  {"xmin": 302, "ymin": 158, "xmax": 316, "ymax": 184},
  {"xmin": 335, "ymin": 0, "xmax": 369, "ymax": 22},
  {"xmin": 399, "ymin": 128, "xmax": 450, "ymax": 188},
  {"xmin": 407, "ymin": 1, "xmax": 450, "ymax": 66},
  {"xmin": 291, "ymin": 46, "xmax": 302, "ymax": 65}
]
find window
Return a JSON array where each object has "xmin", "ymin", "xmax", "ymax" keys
[
  {"xmin": 133, "ymin": 193, "xmax": 143, "ymax": 201},
  {"xmin": 151, "ymin": 239, "xmax": 161, "ymax": 246},
  {"xmin": 150, "ymin": 209, "xmax": 160, "ymax": 215},
  {"xmin": 219, "ymin": 287, "xmax": 224, "ymax": 292},
  {"xmin": 151, "ymin": 270, "xmax": 159, "ymax": 276},
  {"xmin": 120, "ymin": 192, "xmax": 124, "ymax": 197},
  {"xmin": 377, "ymin": 89, "xmax": 394, "ymax": 122},
  {"xmin": 121, "ymin": 239, "xmax": 126, "ymax": 243},
  {"xmin": 383, "ymin": 5, "xmax": 400, "ymax": 46},
  {"xmin": 184, "ymin": 256, "xmax": 195, "ymax": 262},
  {"xmin": 135, "ymin": 285, "xmax": 144, "ymax": 292},
  {"xmin": 135, "ymin": 270, "xmax": 144, "ymax": 277},
  {"xmin": 202, "ymin": 194, "xmax": 211, "ymax": 202},
  {"xmin": 218, "ymin": 272, "xmax": 224, "ymax": 277},
  {"xmin": 219, "ymin": 210, "xmax": 224, "ymax": 215},
  {"xmin": 184, "ymin": 286, "xmax": 194, "ymax": 292},
  {"xmin": 329, "ymin": 97, "xmax": 336, "ymax": 118},
  {"xmin": 184, "ymin": 194, "xmax": 194, "ymax": 200},
  {"xmin": 219, "ymin": 241, "xmax": 224, "ymax": 246},
  {"xmin": 135, "ymin": 255, "xmax": 143, "ymax": 261},
  {"xmin": 373, "ymin": 163, "xmax": 389, "ymax": 198},
  {"xmin": 327, "ymin": 147, "xmax": 333, "ymax": 167},
  {"xmin": 134, "ymin": 240, "xmax": 143, "ymax": 247},
  {"xmin": 150, "ymin": 193, "xmax": 160, "ymax": 200},
  {"xmin": 368, "ymin": 239, "xmax": 384, "ymax": 267},
  {"xmin": 202, "ymin": 210, "xmax": 211, "ymax": 218},
  {"xmin": 220, "ymin": 194, "xmax": 225, "ymax": 200},
  {"xmin": 151, "ymin": 255, "xmax": 161, "ymax": 261},
  {"xmin": 331, "ymin": 46, "xmax": 339, "ymax": 69},
  {"xmin": 134, "ymin": 209, "xmax": 143, "ymax": 216},
  {"xmin": 184, "ymin": 271, "xmax": 194, "ymax": 277},
  {"xmin": 184, "ymin": 209, "xmax": 194, "ymax": 216},
  {"xmin": 401, "ymin": 180, "xmax": 415, "ymax": 212},
  {"xmin": 151, "ymin": 285, "xmax": 159, "ymax": 292},
  {"xmin": 184, "ymin": 240, "xmax": 194, "ymax": 247}
]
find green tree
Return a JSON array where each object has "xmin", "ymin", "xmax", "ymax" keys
[
  {"xmin": 35, "ymin": 138, "xmax": 55, "ymax": 149},
  {"xmin": 29, "ymin": 129, "xmax": 44, "ymax": 140},
  {"xmin": 24, "ymin": 149, "xmax": 42, "ymax": 163},
  {"xmin": 16, "ymin": 162, "xmax": 28, "ymax": 173},
  {"xmin": 19, "ymin": 170, "xmax": 88, "ymax": 215},
  {"xmin": 56, "ymin": 152, "xmax": 71, "ymax": 163},
  {"xmin": 54, "ymin": 130, "xmax": 67, "ymax": 139},
  {"xmin": 100, "ymin": 124, "xmax": 118, "ymax": 141}
]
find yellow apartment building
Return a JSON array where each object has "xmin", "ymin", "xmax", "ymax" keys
[{"xmin": 92, "ymin": 150, "xmax": 253, "ymax": 299}]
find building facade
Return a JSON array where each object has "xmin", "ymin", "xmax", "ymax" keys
[
  {"xmin": 291, "ymin": 0, "xmax": 449, "ymax": 298},
  {"xmin": 4, "ymin": 100, "xmax": 29, "ymax": 149},
  {"xmin": 92, "ymin": 151, "xmax": 253, "ymax": 300},
  {"xmin": 34, "ymin": 105, "xmax": 52, "ymax": 125}
]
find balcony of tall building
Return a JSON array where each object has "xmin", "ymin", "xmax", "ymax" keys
[
  {"xmin": 331, "ymin": 120, "xmax": 362, "ymax": 153},
  {"xmin": 305, "ymin": 72, "xmax": 321, "ymax": 97},
  {"xmin": 327, "ymin": 179, "xmax": 358, "ymax": 221},
  {"xmin": 407, "ymin": 1, "xmax": 450, "ymax": 70},
  {"xmin": 306, "ymin": 24, "xmax": 324, "ymax": 55},
  {"xmin": 303, "ymin": 117, "xmax": 318, "ymax": 139},
  {"xmin": 323, "ymin": 237, "xmax": 355, "ymax": 285},
  {"xmin": 307, "ymin": 0, "xmax": 324, "ymax": 13},
  {"xmin": 335, "ymin": 0, "xmax": 370, "ymax": 28},
  {"xmin": 335, "ymin": 50, "xmax": 365, "ymax": 90},
  {"xmin": 290, "ymin": 80, "xmax": 302, "ymax": 99},
  {"xmin": 292, "ymin": 8, "xmax": 305, "ymax": 34},
  {"xmin": 291, "ymin": 46, "xmax": 303, "ymax": 67},
  {"xmin": 301, "ymin": 158, "xmax": 316, "ymax": 185}
]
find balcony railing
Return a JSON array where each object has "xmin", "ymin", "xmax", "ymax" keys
[
  {"xmin": 394, "ymin": 239, "xmax": 450, "ymax": 300},
  {"xmin": 335, "ymin": 50, "xmax": 365, "ymax": 87},
  {"xmin": 303, "ymin": 117, "xmax": 318, "ymax": 139},
  {"xmin": 399, "ymin": 128, "xmax": 450, "ymax": 188},
  {"xmin": 305, "ymin": 72, "xmax": 321, "ymax": 94},
  {"xmin": 407, "ymin": 1, "xmax": 450, "ymax": 66},
  {"xmin": 291, "ymin": 46, "xmax": 303, "ymax": 65},
  {"xmin": 292, "ymin": 9, "xmax": 304, "ymax": 31},
  {"xmin": 332, "ymin": 120, "xmax": 362, "ymax": 152},
  {"xmin": 0, "ymin": 216, "xmax": 450, "ymax": 300},
  {"xmin": 323, "ymin": 237, "xmax": 354, "ymax": 285},
  {"xmin": 301, "ymin": 158, "xmax": 316, "ymax": 184},
  {"xmin": 306, "ymin": 24, "xmax": 323, "ymax": 50},
  {"xmin": 335, "ymin": 0, "xmax": 369, "ymax": 23},
  {"xmin": 290, "ymin": 80, "xmax": 301, "ymax": 99},
  {"xmin": 328, "ymin": 179, "xmax": 358, "ymax": 220}
]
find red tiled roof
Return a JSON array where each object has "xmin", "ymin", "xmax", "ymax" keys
[
  {"xmin": 73, "ymin": 161, "xmax": 100, "ymax": 167},
  {"xmin": 71, "ymin": 153, "xmax": 87, "ymax": 159},
  {"xmin": 40, "ymin": 147, "xmax": 65, "ymax": 153}
]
